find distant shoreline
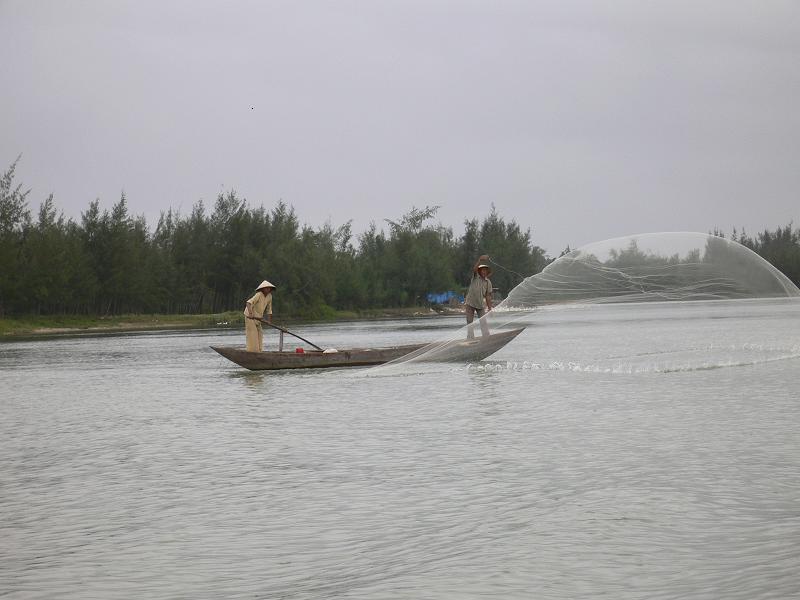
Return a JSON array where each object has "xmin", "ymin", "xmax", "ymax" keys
[{"xmin": 0, "ymin": 306, "xmax": 464, "ymax": 339}]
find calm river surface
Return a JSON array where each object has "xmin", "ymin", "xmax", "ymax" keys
[{"xmin": 2, "ymin": 299, "xmax": 799, "ymax": 599}]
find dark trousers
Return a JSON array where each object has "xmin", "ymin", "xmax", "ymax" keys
[{"xmin": 465, "ymin": 305, "xmax": 490, "ymax": 338}]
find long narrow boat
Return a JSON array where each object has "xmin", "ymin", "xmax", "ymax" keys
[{"xmin": 211, "ymin": 327, "xmax": 525, "ymax": 371}]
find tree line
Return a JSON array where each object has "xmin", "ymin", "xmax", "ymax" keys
[
  {"xmin": 0, "ymin": 159, "xmax": 548, "ymax": 318},
  {"xmin": 715, "ymin": 226, "xmax": 800, "ymax": 289},
  {"xmin": 2, "ymin": 158, "xmax": 798, "ymax": 318}
]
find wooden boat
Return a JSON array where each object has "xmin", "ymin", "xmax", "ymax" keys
[{"xmin": 211, "ymin": 327, "xmax": 525, "ymax": 371}]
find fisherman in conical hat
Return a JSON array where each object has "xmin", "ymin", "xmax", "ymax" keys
[
  {"xmin": 465, "ymin": 255, "xmax": 492, "ymax": 339},
  {"xmin": 244, "ymin": 280, "xmax": 276, "ymax": 352}
]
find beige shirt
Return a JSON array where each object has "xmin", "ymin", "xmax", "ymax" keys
[
  {"xmin": 465, "ymin": 274, "xmax": 492, "ymax": 309},
  {"xmin": 245, "ymin": 291, "xmax": 273, "ymax": 318}
]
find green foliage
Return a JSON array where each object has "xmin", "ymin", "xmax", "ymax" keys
[
  {"xmin": 0, "ymin": 158, "xmax": 32, "ymax": 316},
  {"xmin": 5, "ymin": 157, "xmax": 797, "ymax": 318},
  {"xmin": 733, "ymin": 225, "xmax": 800, "ymax": 288},
  {"xmin": 458, "ymin": 205, "xmax": 548, "ymax": 296}
]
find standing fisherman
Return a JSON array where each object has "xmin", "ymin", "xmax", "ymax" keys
[
  {"xmin": 244, "ymin": 280, "xmax": 276, "ymax": 352},
  {"xmin": 465, "ymin": 255, "xmax": 493, "ymax": 339}
]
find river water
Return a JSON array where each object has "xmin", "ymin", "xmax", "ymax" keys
[{"xmin": 2, "ymin": 299, "xmax": 799, "ymax": 599}]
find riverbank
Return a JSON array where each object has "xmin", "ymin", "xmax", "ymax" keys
[{"xmin": 0, "ymin": 306, "xmax": 463, "ymax": 339}]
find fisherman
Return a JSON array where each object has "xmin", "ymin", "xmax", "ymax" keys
[
  {"xmin": 465, "ymin": 255, "xmax": 493, "ymax": 339},
  {"xmin": 244, "ymin": 280, "xmax": 276, "ymax": 352}
]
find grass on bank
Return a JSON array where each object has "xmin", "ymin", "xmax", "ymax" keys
[{"xmin": 0, "ymin": 306, "xmax": 446, "ymax": 338}]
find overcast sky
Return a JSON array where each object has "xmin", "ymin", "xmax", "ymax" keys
[{"xmin": 2, "ymin": 1, "xmax": 799, "ymax": 255}]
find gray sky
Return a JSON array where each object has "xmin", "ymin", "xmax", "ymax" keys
[{"xmin": 2, "ymin": 0, "xmax": 799, "ymax": 255}]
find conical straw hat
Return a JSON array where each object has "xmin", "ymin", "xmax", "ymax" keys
[{"xmin": 256, "ymin": 280, "xmax": 276, "ymax": 290}]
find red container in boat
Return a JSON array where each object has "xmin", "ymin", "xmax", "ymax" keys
[{"xmin": 295, "ymin": 347, "xmax": 304, "ymax": 353}]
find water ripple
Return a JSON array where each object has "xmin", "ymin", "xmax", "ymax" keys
[{"xmin": 2, "ymin": 303, "xmax": 799, "ymax": 598}]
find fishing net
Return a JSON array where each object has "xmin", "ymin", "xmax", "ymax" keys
[
  {"xmin": 502, "ymin": 232, "xmax": 798, "ymax": 307},
  {"xmin": 364, "ymin": 232, "xmax": 799, "ymax": 374}
]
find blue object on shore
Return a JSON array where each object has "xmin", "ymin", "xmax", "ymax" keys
[{"xmin": 426, "ymin": 291, "xmax": 464, "ymax": 304}]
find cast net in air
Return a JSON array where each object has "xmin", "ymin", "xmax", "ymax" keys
[{"xmin": 365, "ymin": 232, "xmax": 800, "ymax": 374}]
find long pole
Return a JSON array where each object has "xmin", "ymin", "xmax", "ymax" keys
[{"xmin": 247, "ymin": 316, "xmax": 324, "ymax": 351}]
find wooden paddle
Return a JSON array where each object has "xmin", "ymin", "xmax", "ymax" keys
[{"xmin": 247, "ymin": 316, "xmax": 324, "ymax": 351}]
